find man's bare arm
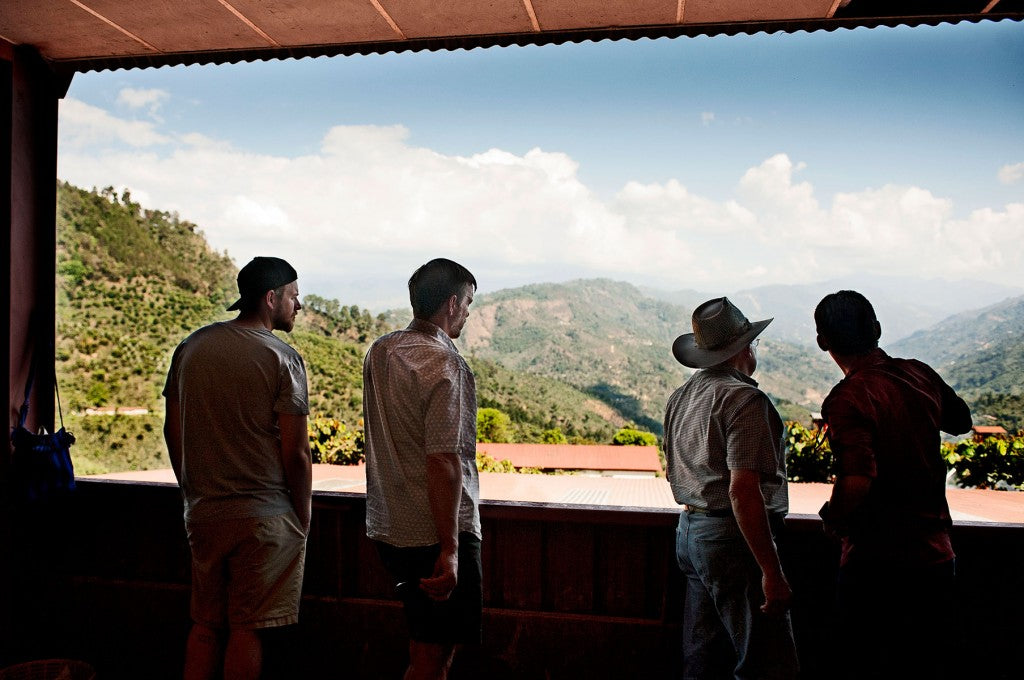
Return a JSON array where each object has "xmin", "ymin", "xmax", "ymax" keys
[
  {"xmin": 164, "ymin": 399, "xmax": 184, "ymax": 483},
  {"xmin": 730, "ymin": 468, "xmax": 792, "ymax": 615},
  {"xmin": 279, "ymin": 412, "xmax": 312, "ymax": 533},
  {"xmin": 420, "ymin": 452, "xmax": 463, "ymax": 602}
]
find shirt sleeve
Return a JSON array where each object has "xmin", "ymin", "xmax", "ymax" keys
[
  {"xmin": 724, "ymin": 391, "xmax": 782, "ymax": 475},
  {"xmin": 162, "ymin": 345, "xmax": 182, "ymax": 399},
  {"xmin": 275, "ymin": 350, "xmax": 310, "ymax": 415},
  {"xmin": 423, "ymin": 358, "xmax": 472, "ymax": 456},
  {"xmin": 824, "ymin": 392, "xmax": 877, "ymax": 478}
]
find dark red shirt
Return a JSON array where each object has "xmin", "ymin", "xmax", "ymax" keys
[{"xmin": 822, "ymin": 349, "xmax": 972, "ymax": 568}]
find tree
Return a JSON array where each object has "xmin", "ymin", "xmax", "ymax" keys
[
  {"xmin": 477, "ymin": 408, "xmax": 512, "ymax": 443},
  {"xmin": 542, "ymin": 428, "xmax": 568, "ymax": 444},
  {"xmin": 612, "ymin": 426, "xmax": 658, "ymax": 446}
]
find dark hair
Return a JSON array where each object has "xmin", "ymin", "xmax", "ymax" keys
[
  {"xmin": 814, "ymin": 290, "xmax": 879, "ymax": 355},
  {"xmin": 235, "ymin": 282, "xmax": 289, "ymax": 314},
  {"xmin": 408, "ymin": 258, "xmax": 477, "ymax": 319}
]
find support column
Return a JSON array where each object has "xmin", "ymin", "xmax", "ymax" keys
[{"xmin": 1, "ymin": 42, "xmax": 69, "ymax": 666}]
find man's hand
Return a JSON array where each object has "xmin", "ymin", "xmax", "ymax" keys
[
  {"xmin": 420, "ymin": 548, "xmax": 458, "ymax": 601},
  {"xmin": 760, "ymin": 569, "xmax": 793, "ymax": 616}
]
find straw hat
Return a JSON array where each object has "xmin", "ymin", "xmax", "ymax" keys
[{"xmin": 672, "ymin": 297, "xmax": 772, "ymax": 369}]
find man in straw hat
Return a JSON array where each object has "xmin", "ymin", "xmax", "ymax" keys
[
  {"xmin": 815, "ymin": 290, "xmax": 971, "ymax": 679},
  {"xmin": 665, "ymin": 297, "xmax": 798, "ymax": 680},
  {"xmin": 164, "ymin": 256, "xmax": 311, "ymax": 680}
]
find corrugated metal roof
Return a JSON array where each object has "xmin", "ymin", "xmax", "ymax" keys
[{"xmin": 1, "ymin": 1, "xmax": 1021, "ymax": 76}]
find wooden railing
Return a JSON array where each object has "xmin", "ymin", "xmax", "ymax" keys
[{"xmin": 3, "ymin": 479, "xmax": 1021, "ymax": 679}]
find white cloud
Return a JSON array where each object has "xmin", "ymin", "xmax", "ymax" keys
[
  {"xmin": 56, "ymin": 103, "xmax": 1024, "ymax": 306},
  {"xmin": 58, "ymin": 98, "xmax": 170, "ymax": 149},
  {"xmin": 998, "ymin": 162, "xmax": 1024, "ymax": 185},
  {"xmin": 700, "ymin": 111, "xmax": 715, "ymax": 127},
  {"xmin": 116, "ymin": 87, "xmax": 169, "ymax": 115}
]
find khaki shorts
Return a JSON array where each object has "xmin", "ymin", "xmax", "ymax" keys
[{"xmin": 186, "ymin": 511, "xmax": 306, "ymax": 630}]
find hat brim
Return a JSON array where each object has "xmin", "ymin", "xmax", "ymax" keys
[
  {"xmin": 226, "ymin": 297, "xmax": 243, "ymax": 312},
  {"xmin": 672, "ymin": 318, "xmax": 773, "ymax": 369}
]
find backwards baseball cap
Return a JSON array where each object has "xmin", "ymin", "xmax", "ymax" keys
[{"xmin": 226, "ymin": 256, "xmax": 298, "ymax": 311}]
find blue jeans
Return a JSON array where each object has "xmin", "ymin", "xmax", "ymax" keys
[{"xmin": 676, "ymin": 511, "xmax": 798, "ymax": 680}]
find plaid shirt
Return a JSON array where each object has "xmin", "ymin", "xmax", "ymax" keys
[
  {"xmin": 363, "ymin": 318, "xmax": 481, "ymax": 547},
  {"xmin": 664, "ymin": 366, "xmax": 788, "ymax": 514}
]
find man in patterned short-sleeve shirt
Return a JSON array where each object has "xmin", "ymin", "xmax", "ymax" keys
[
  {"xmin": 664, "ymin": 297, "xmax": 798, "ymax": 680},
  {"xmin": 363, "ymin": 258, "xmax": 480, "ymax": 680}
]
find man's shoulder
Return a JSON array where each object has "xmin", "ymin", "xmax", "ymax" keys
[
  {"xmin": 179, "ymin": 322, "xmax": 300, "ymax": 359},
  {"xmin": 669, "ymin": 368, "xmax": 765, "ymax": 409}
]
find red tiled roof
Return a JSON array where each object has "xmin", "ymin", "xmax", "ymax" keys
[
  {"xmin": 973, "ymin": 425, "xmax": 1008, "ymax": 435},
  {"xmin": 477, "ymin": 443, "xmax": 663, "ymax": 473}
]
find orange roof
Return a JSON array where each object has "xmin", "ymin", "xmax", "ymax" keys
[
  {"xmin": 477, "ymin": 443, "xmax": 662, "ymax": 473},
  {"xmin": 973, "ymin": 426, "xmax": 1008, "ymax": 435},
  {"xmin": 92, "ymin": 465, "xmax": 1024, "ymax": 523}
]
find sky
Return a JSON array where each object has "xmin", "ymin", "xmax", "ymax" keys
[{"xmin": 58, "ymin": 19, "xmax": 1024, "ymax": 310}]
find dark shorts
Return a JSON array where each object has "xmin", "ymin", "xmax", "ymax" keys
[{"xmin": 375, "ymin": 532, "xmax": 482, "ymax": 646}]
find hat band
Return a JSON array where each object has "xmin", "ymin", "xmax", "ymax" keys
[{"xmin": 696, "ymin": 320, "xmax": 752, "ymax": 351}]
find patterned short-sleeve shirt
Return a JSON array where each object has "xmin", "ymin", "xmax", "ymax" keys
[
  {"xmin": 664, "ymin": 366, "xmax": 789, "ymax": 514},
  {"xmin": 363, "ymin": 318, "xmax": 480, "ymax": 547}
]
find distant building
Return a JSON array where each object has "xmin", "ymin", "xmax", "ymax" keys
[
  {"xmin": 972, "ymin": 425, "xmax": 1008, "ymax": 441},
  {"xmin": 477, "ymin": 443, "xmax": 663, "ymax": 477},
  {"xmin": 83, "ymin": 407, "xmax": 116, "ymax": 416},
  {"xmin": 117, "ymin": 406, "xmax": 150, "ymax": 416},
  {"xmin": 82, "ymin": 406, "xmax": 150, "ymax": 416}
]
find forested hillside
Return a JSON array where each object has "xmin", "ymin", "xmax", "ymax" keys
[
  {"xmin": 890, "ymin": 295, "xmax": 1024, "ymax": 429},
  {"xmin": 56, "ymin": 182, "xmax": 1021, "ymax": 474},
  {"xmin": 56, "ymin": 183, "xmax": 390, "ymax": 473},
  {"xmin": 55, "ymin": 183, "xmax": 634, "ymax": 473},
  {"xmin": 458, "ymin": 279, "xmax": 839, "ymax": 431}
]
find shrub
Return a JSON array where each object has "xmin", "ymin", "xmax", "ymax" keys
[
  {"xmin": 308, "ymin": 416, "xmax": 364, "ymax": 465},
  {"xmin": 942, "ymin": 434, "xmax": 1024, "ymax": 491},
  {"xmin": 612, "ymin": 427, "xmax": 657, "ymax": 447},
  {"xmin": 784, "ymin": 422, "xmax": 833, "ymax": 483},
  {"xmin": 477, "ymin": 408, "xmax": 512, "ymax": 443},
  {"xmin": 541, "ymin": 428, "xmax": 568, "ymax": 444}
]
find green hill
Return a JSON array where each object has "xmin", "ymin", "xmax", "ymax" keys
[
  {"xmin": 889, "ymin": 295, "xmax": 1024, "ymax": 429},
  {"xmin": 458, "ymin": 279, "xmax": 840, "ymax": 431},
  {"xmin": 57, "ymin": 181, "xmax": 1022, "ymax": 474},
  {"xmin": 55, "ymin": 183, "xmax": 634, "ymax": 473}
]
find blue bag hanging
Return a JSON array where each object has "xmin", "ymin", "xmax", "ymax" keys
[{"xmin": 10, "ymin": 351, "xmax": 76, "ymax": 503}]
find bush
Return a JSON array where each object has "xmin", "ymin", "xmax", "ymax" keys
[
  {"xmin": 308, "ymin": 416, "xmax": 364, "ymax": 465},
  {"xmin": 942, "ymin": 434, "xmax": 1024, "ymax": 491},
  {"xmin": 541, "ymin": 428, "xmax": 568, "ymax": 444},
  {"xmin": 784, "ymin": 422, "xmax": 833, "ymax": 483},
  {"xmin": 477, "ymin": 408, "xmax": 512, "ymax": 443},
  {"xmin": 612, "ymin": 427, "xmax": 657, "ymax": 447}
]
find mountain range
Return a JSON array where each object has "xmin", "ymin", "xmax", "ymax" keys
[{"xmin": 55, "ymin": 181, "xmax": 1024, "ymax": 472}]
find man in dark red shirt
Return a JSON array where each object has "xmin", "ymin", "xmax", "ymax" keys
[{"xmin": 815, "ymin": 290, "xmax": 972, "ymax": 680}]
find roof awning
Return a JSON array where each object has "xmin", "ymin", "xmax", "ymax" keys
[{"xmin": 2, "ymin": 0, "xmax": 1022, "ymax": 76}]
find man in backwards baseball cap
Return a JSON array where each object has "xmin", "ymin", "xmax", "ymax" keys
[
  {"xmin": 164, "ymin": 255, "xmax": 310, "ymax": 678},
  {"xmin": 664, "ymin": 297, "xmax": 798, "ymax": 679}
]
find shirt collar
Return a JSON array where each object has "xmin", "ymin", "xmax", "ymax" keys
[
  {"xmin": 407, "ymin": 317, "xmax": 457, "ymax": 350},
  {"xmin": 703, "ymin": 365, "xmax": 759, "ymax": 387},
  {"xmin": 843, "ymin": 347, "xmax": 889, "ymax": 378}
]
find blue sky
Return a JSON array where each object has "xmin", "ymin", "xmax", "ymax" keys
[{"xmin": 59, "ymin": 19, "xmax": 1024, "ymax": 309}]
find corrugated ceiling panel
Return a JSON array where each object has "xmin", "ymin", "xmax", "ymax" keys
[
  {"xmin": 0, "ymin": 0, "xmax": 145, "ymax": 59},
  {"xmin": 683, "ymin": 0, "xmax": 837, "ymax": 24},
  {"xmin": 83, "ymin": 0, "xmax": 271, "ymax": 52},
  {"xmin": 534, "ymin": 0, "xmax": 678, "ymax": 31},
  {"xmin": 228, "ymin": 0, "xmax": 400, "ymax": 45},
  {"xmin": 379, "ymin": 0, "xmax": 535, "ymax": 38}
]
